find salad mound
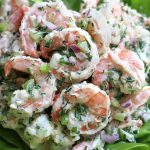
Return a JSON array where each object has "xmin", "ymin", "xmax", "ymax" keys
[{"xmin": 0, "ymin": 0, "xmax": 150, "ymax": 150}]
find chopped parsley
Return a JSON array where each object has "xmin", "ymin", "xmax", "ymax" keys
[
  {"xmin": 60, "ymin": 110, "xmax": 69, "ymax": 125},
  {"xmin": 45, "ymin": 39, "xmax": 53, "ymax": 48},
  {"xmin": 74, "ymin": 104, "xmax": 88, "ymax": 121}
]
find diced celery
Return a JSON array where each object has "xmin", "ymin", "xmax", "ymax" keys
[
  {"xmin": 111, "ymin": 98, "xmax": 120, "ymax": 108},
  {"xmin": 29, "ymin": 0, "xmax": 43, "ymax": 5},
  {"xmin": 23, "ymin": 79, "xmax": 35, "ymax": 93},
  {"xmin": 77, "ymin": 41, "xmax": 90, "ymax": 53},
  {"xmin": 0, "ymin": 22, "xmax": 8, "ymax": 32},
  {"xmin": 114, "ymin": 113, "xmax": 125, "ymax": 122},
  {"xmin": 78, "ymin": 20, "xmax": 88, "ymax": 30},
  {"xmin": 61, "ymin": 110, "xmax": 69, "ymax": 126},
  {"xmin": 40, "ymin": 63, "xmax": 50, "ymax": 73},
  {"xmin": 29, "ymin": 29, "xmax": 44, "ymax": 43}
]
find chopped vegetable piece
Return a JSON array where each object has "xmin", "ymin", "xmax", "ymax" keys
[
  {"xmin": 77, "ymin": 41, "xmax": 90, "ymax": 53},
  {"xmin": 40, "ymin": 63, "xmax": 50, "ymax": 73},
  {"xmin": 114, "ymin": 113, "xmax": 125, "ymax": 122},
  {"xmin": 0, "ymin": 22, "xmax": 8, "ymax": 32}
]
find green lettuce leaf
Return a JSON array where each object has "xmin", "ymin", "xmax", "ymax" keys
[
  {"xmin": 123, "ymin": 0, "xmax": 150, "ymax": 16},
  {"xmin": 0, "ymin": 126, "xmax": 29, "ymax": 150},
  {"xmin": 106, "ymin": 142, "xmax": 150, "ymax": 150},
  {"xmin": 0, "ymin": 138, "xmax": 21, "ymax": 150},
  {"xmin": 62, "ymin": 0, "xmax": 82, "ymax": 11},
  {"xmin": 136, "ymin": 120, "xmax": 150, "ymax": 143}
]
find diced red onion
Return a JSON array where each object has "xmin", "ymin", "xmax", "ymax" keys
[
  {"xmin": 70, "ymin": 44, "xmax": 80, "ymax": 53},
  {"xmin": 101, "ymin": 131, "xmax": 119, "ymax": 144},
  {"xmin": 72, "ymin": 141, "xmax": 92, "ymax": 150},
  {"xmin": 121, "ymin": 100, "xmax": 132, "ymax": 108}
]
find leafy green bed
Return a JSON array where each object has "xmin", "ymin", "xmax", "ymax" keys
[{"xmin": 0, "ymin": 0, "xmax": 150, "ymax": 150}]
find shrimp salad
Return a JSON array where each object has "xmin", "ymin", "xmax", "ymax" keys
[{"xmin": 0, "ymin": 0, "xmax": 150, "ymax": 149}]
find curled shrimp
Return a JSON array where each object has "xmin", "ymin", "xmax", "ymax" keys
[
  {"xmin": 121, "ymin": 86, "xmax": 150, "ymax": 114},
  {"xmin": 9, "ymin": 0, "xmax": 29, "ymax": 31},
  {"xmin": 4, "ymin": 56, "xmax": 57, "ymax": 116},
  {"xmin": 41, "ymin": 27, "xmax": 99, "ymax": 83},
  {"xmin": 79, "ymin": 8, "xmax": 111, "ymax": 54},
  {"xmin": 52, "ymin": 82, "xmax": 110, "ymax": 135},
  {"xmin": 106, "ymin": 86, "xmax": 150, "ymax": 137},
  {"xmin": 99, "ymin": 0, "xmax": 145, "ymax": 47},
  {"xmin": 92, "ymin": 48, "xmax": 145, "ymax": 95},
  {"xmin": 20, "ymin": 1, "xmax": 76, "ymax": 57}
]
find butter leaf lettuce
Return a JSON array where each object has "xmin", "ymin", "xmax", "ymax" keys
[
  {"xmin": 0, "ymin": 126, "xmax": 29, "ymax": 150},
  {"xmin": 123, "ymin": 0, "xmax": 150, "ymax": 16},
  {"xmin": 106, "ymin": 142, "xmax": 150, "ymax": 150},
  {"xmin": 136, "ymin": 120, "xmax": 150, "ymax": 143}
]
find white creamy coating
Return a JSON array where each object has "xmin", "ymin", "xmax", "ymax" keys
[
  {"xmin": 82, "ymin": 8, "xmax": 111, "ymax": 50},
  {"xmin": 0, "ymin": 0, "xmax": 10, "ymax": 18},
  {"xmin": 109, "ymin": 48, "xmax": 145, "ymax": 88},
  {"xmin": 49, "ymin": 27, "xmax": 99, "ymax": 83},
  {"xmin": 130, "ymin": 26, "xmax": 150, "ymax": 64},
  {"xmin": 0, "ymin": 31, "xmax": 21, "ymax": 54},
  {"xmin": 20, "ymin": 1, "xmax": 76, "ymax": 32},
  {"xmin": 8, "ymin": 56, "xmax": 57, "ymax": 116},
  {"xmin": 24, "ymin": 114, "xmax": 54, "ymax": 149},
  {"xmin": 53, "ymin": 82, "xmax": 111, "ymax": 135}
]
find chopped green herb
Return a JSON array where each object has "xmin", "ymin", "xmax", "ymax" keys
[
  {"xmin": 60, "ymin": 110, "xmax": 69, "ymax": 125},
  {"xmin": 23, "ymin": 79, "xmax": 35, "ymax": 94},
  {"xmin": 59, "ymin": 57, "xmax": 73, "ymax": 66},
  {"xmin": 56, "ymin": 27, "xmax": 64, "ymax": 31},
  {"xmin": 71, "ymin": 127, "xmax": 79, "ymax": 134},
  {"xmin": 57, "ymin": 78, "xmax": 65, "ymax": 85},
  {"xmin": 45, "ymin": 39, "xmax": 53, "ymax": 48},
  {"xmin": 86, "ymin": 53, "xmax": 92, "ymax": 61},
  {"xmin": 29, "ymin": 29, "xmax": 46, "ymax": 43},
  {"xmin": 78, "ymin": 20, "xmax": 88, "ymax": 30},
  {"xmin": 74, "ymin": 104, "xmax": 88, "ymax": 121},
  {"xmin": 126, "ymin": 76, "xmax": 135, "ymax": 83}
]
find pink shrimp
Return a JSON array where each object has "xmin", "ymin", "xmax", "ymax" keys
[
  {"xmin": 9, "ymin": 0, "xmax": 29, "ymax": 31},
  {"xmin": 40, "ymin": 27, "xmax": 99, "ymax": 83},
  {"xmin": 20, "ymin": 1, "xmax": 76, "ymax": 57},
  {"xmin": 4, "ymin": 56, "xmax": 57, "ymax": 115},
  {"xmin": 121, "ymin": 86, "xmax": 150, "ymax": 114},
  {"xmin": 52, "ymin": 82, "xmax": 110, "ymax": 135},
  {"xmin": 80, "ymin": 8, "xmax": 111, "ymax": 54},
  {"xmin": 92, "ymin": 48, "xmax": 145, "ymax": 95}
]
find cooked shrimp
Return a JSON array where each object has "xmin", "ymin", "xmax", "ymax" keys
[
  {"xmin": 99, "ymin": 0, "xmax": 145, "ymax": 47},
  {"xmin": 119, "ymin": 25, "xmax": 150, "ymax": 65},
  {"xmin": 9, "ymin": 0, "xmax": 29, "ymax": 31},
  {"xmin": 20, "ymin": 1, "xmax": 76, "ymax": 57},
  {"xmin": 106, "ymin": 87, "xmax": 150, "ymax": 139},
  {"xmin": 79, "ymin": 8, "xmax": 111, "ymax": 54},
  {"xmin": 92, "ymin": 48, "xmax": 145, "ymax": 95},
  {"xmin": 52, "ymin": 82, "xmax": 110, "ymax": 135},
  {"xmin": 121, "ymin": 86, "xmax": 150, "ymax": 114},
  {"xmin": 41, "ymin": 27, "xmax": 99, "ymax": 83},
  {"xmin": 4, "ymin": 56, "xmax": 57, "ymax": 116}
]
